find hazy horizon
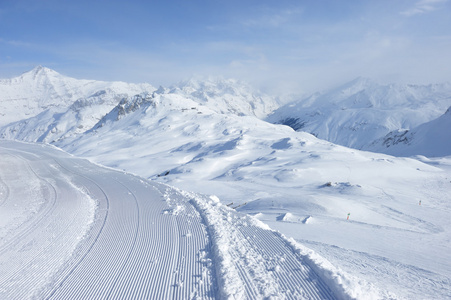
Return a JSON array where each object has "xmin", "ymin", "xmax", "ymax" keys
[{"xmin": 1, "ymin": 0, "xmax": 450, "ymax": 94}]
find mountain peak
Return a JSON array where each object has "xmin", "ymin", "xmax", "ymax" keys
[
  {"xmin": 33, "ymin": 65, "xmax": 45, "ymax": 71},
  {"xmin": 167, "ymin": 76, "xmax": 278, "ymax": 118},
  {"xmin": 334, "ymin": 77, "xmax": 378, "ymax": 95},
  {"xmin": 30, "ymin": 65, "xmax": 59, "ymax": 76},
  {"xmin": 18, "ymin": 65, "xmax": 64, "ymax": 82},
  {"xmin": 173, "ymin": 76, "xmax": 245, "ymax": 94}
]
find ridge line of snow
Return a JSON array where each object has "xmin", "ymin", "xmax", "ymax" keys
[{"xmin": 187, "ymin": 192, "xmax": 246, "ymax": 299}]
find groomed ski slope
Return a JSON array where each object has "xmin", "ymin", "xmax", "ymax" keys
[{"xmin": 0, "ymin": 141, "xmax": 362, "ymax": 299}]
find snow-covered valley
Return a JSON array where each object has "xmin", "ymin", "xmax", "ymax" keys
[{"xmin": 1, "ymin": 67, "xmax": 451, "ymax": 299}]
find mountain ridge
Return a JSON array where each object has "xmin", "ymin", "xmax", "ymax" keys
[
  {"xmin": 0, "ymin": 66, "xmax": 155, "ymax": 127},
  {"xmin": 365, "ymin": 106, "xmax": 451, "ymax": 157},
  {"xmin": 267, "ymin": 78, "xmax": 451, "ymax": 150},
  {"xmin": 2, "ymin": 67, "xmax": 451, "ymax": 157},
  {"xmin": 0, "ymin": 67, "xmax": 280, "ymax": 143}
]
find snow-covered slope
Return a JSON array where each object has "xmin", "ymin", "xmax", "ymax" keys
[
  {"xmin": 0, "ymin": 66, "xmax": 155, "ymax": 127},
  {"xmin": 0, "ymin": 92, "xmax": 134, "ymax": 143},
  {"xmin": 365, "ymin": 106, "xmax": 451, "ymax": 157},
  {"xmin": 1, "ymin": 140, "xmax": 375, "ymax": 299},
  {"xmin": 48, "ymin": 87, "xmax": 451, "ymax": 299},
  {"xmin": 1, "ymin": 69, "xmax": 451, "ymax": 298},
  {"xmin": 267, "ymin": 77, "xmax": 451, "ymax": 149}
]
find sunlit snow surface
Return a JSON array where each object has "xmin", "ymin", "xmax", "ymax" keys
[
  {"xmin": 38, "ymin": 90, "xmax": 451, "ymax": 299},
  {"xmin": 54, "ymin": 94, "xmax": 451, "ymax": 299},
  {"xmin": 0, "ymin": 141, "xmax": 382, "ymax": 299},
  {"xmin": 1, "ymin": 69, "xmax": 451, "ymax": 299},
  {"xmin": 0, "ymin": 66, "xmax": 155, "ymax": 128}
]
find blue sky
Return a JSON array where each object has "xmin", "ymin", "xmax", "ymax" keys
[{"xmin": 1, "ymin": 0, "xmax": 450, "ymax": 93}]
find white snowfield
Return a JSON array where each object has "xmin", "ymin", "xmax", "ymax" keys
[
  {"xmin": 0, "ymin": 140, "xmax": 367, "ymax": 299},
  {"xmin": 2, "ymin": 68, "xmax": 451, "ymax": 299}
]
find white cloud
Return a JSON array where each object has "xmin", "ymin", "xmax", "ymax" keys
[
  {"xmin": 401, "ymin": 0, "xmax": 448, "ymax": 16},
  {"xmin": 241, "ymin": 7, "xmax": 304, "ymax": 29}
]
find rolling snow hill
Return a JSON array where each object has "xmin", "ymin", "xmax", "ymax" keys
[{"xmin": 266, "ymin": 77, "xmax": 451, "ymax": 150}]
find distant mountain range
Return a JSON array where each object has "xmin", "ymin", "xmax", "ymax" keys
[
  {"xmin": 267, "ymin": 77, "xmax": 451, "ymax": 156},
  {"xmin": 0, "ymin": 66, "xmax": 155, "ymax": 127},
  {"xmin": 1, "ymin": 67, "xmax": 450, "ymax": 157},
  {"xmin": 0, "ymin": 67, "xmax": 278, "ymax": 144}
]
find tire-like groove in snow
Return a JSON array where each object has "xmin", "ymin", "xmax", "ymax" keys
[
  {"xmin": 44, "ymin": 158, "xmax": 111, "ymax": 299},
  {"xmin": 0, "ymin": 147, "xmax": 94, "ymax": 299},
  {"xmin": 0, "ymin": 141, "xmax": 344, "ymax": 299},
  {"xmin": 188, "ymin": 191, "xmax": 337, "ymax": 299},
  {"xmin": 0, "ymin": 141, "xmax": 216, "ymax": 299},
  {"xmin": 0, "ymin": 153, "xmax": 58, "ymax": 255}
]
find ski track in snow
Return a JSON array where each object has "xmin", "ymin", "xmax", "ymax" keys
[
  {"xmin": 0, "ymin": 141, "xmax": 346, "ymax": 299},
  {"xmin": 188, "ymin": 192, "xmax": 336, "ymax": 299},
  {"xmin": 0, "ymin": 149, "xmax": 94, "ymax": 299}
]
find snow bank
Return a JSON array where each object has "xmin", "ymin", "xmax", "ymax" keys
[
  {"xmin": 186, "ymin": 190, "xmax": 383, "ymax": 299},
  {"xmin": 276, "ymin": 233, "xmax": 386, "ymax": 300},
  {"xmin": 188, "ymin": 193, "xmax": 247, "ymax": 299}
]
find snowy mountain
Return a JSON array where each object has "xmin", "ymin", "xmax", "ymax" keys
[
  {"xmin": 50, "ymin": 84, "xmax": 451, "ymax": 299},
  {"xmin": 0, "ymin": 66, "xmax": 155, "ymax": 127},
  {"xmin": 1, "ymin": 68, "xmax": 451, "ymax": 299},
  {"xmin": 0, "ymin": 68, "xmax": 279, "ymax": 143},
  {"xmin": 168, "ymin": 77, "xmax": 280, "ymax": 118},
  {"xmin": 267, "ymin": 77, "xmax": 451, "ymax": 150},
  {"xmin": 365, "ymin": 106, "xmax": 451, "ymax": 157}
]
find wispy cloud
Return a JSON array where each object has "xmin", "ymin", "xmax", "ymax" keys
[
  {"xmin": 1, "ymin": 1, "xmax": 451, "ymax": 93},
  {"xmin": 401, "ymin": 0, "xmax": 448, "ymax": 16},
  {"xmin": 241, "ymin": 7, "xmax": 304, "ymax": 29},
  {"xmin": 2, "ymin": 39, "xmax": 34, "ymax": 48}
]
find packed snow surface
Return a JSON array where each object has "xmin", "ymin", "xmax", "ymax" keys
[{"xmin": 0, "ymin": 140, "xmax": 377, "ymax": 299}]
